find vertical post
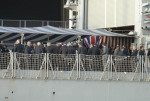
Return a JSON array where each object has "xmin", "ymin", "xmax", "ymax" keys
[
  {"xmin": 42, "ymin": 21, "xmax": 44, "ymax": 26},
  {"xmin": 20, "ymin": 33, "xmax": 24, "ymax": 44},
  {"xmin": 24, "ymin": 20, "xmax": 26, "ymax": 27},
  {"xmin": 47, "ymin": 53, "xmax": 49, "ymax": 79},
  {"xmin": 141, "ymin": 56, "xmax": 144, "ymax": 80},
  {"xmin": 69, "ymin": 10, "xmax": 73, "ymax": 29},
  {"xmin": 10, "ymin": 51, "xmax": 14, "ymax": 78},
  {"xmin": 44, "ymin": 53, "xmax": 48, "ymax": 79},
  {"xmin": 139, "ymin": 56, "xmax": 141, "ymax": 81},
  {"xmin": 78, "ymin": 54, "xmax": 80, "ymax": 79},
  {"xmin": 145, "ymin": 55, "xmax": 148, "ymax": 81},
  {"xmin": 105, "ymin": 0, "xmax": 107, "ymax": 28},
  {"xmin": 114, "ymin": 0, "xmax": 117, "ymax": 27},
  {"xmin": 110, "ymin": 55, "xmax": 113, "ymax": 80},
  {"xmin": 13, "ymin": 52, "xmax": 16, "ymax": 78},
  {"xmin": 1, "ymin": 19, "xmax": 3, "ymax": 26},
  {"xmin": 76, "ymin": 51, "xmax": 79, "ymax": 80},
  {"xmin": 47, "ymin": 21, "xmax": 49, "ymax": 26},
  {"xmin": 78, "ymin": 0, "xmax": 85, "ymax": 29},
  {"xmin": 65, "ymin": 21, "xmax": 67, "ymax": 28},
  {"xmin": 84, "ymin": 0, "xmax": 88, "ymax": 29},
  {"xmin": 19, "ymin": 20, "xmax": 21, "ymax": 27}
]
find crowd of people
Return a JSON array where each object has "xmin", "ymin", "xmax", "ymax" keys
[
  {"xmin": 0, "ymin": 39, "xmax": 150, "ymax": 72},
  {"xmin": 0, "ymin": 39, "xmax": 150, "ymax": 57}
]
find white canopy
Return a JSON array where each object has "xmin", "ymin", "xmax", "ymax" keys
[{"xmin": 0, "ymin": 25, "xmax": 126, "ymax": 36}]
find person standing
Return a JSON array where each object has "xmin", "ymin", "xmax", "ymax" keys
[
  {"xmin": 14, "ymin": 39, "xmax": 24, "ymax": 53},
  {"xmin": 2, "ymin": 45, "xmax": 9, "ymax": 53},
  {"xmin": 87, "ymin": 44, "xmax": 93, "ymax": 55},
  {"xmin": 114, "ymin": 45, "xmax": 119, "ymax": 56},
  {"xmin": 46, "ymin": 42, "xmax": 54, "ymax": 54},
  {"xmin": 123, "ymin": 45, "xmax": 129, "ymax": 56},
  {"xmin": 129, "ymin": 45, "xmax": 138, "ymax": 72},
  {"xmin": 117, "ymin": 47, "xmax": 126, "ymax": 72},
  {"xmin": 117, "ymin": 47, "xmax": 125, "ymax": 56},
  {"xmin": 67, "ymin": 43, "xmax": 76, "ymax": 54},
  {"xmin": 91, "ymin": 44, "xmax": 100, "ymax": 55},
  {"xmin": 54, "ymin": 43, "xmax": 61, "ymax": 54},
  {"xmin": 35, "ymin": 42, "xmax": 43, "ymax": 54},
  {"xmin": 101, "ymin": 43, "xmax": 108, "ymax": 71},
  {"xmin": 139, "ymin": 46, "xmax": 145, "ymax": 56},
  {"xmin": 78, "ymin": 42, "xmax": 87, "ymax": 54},
  {"xmin": 24, "ymin": 41, "xmax": 33, "ymax": 54},
  {"xmin": 130, "ymin": 45, "xmax": 138, "ymax": 56},
  {"xmin": 101, "ymin": 43, "xmax": 108, "ymax": 55},
  {"xmin": 60, "ymin": 44, "xmax": 68, "ymax": 57}
]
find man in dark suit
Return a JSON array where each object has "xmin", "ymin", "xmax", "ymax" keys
[
  {"xmin": 24, "ymin": 41, "xmax": 33, "ymax": 54},
  {"xmin": 46, "ymin": 42, "xmax": 54, "ymax": 54},
  {"xmin": 91, "ymin": 44, "xmax": 100, "ymax": 55},
  {"xmin": 87, "ymin": 44, "xmax": 93, "ymax": 55},
  {"xmin": 2, "ymin": 45, "xmax": 9, "ymax": 53},
  {"xmin": 129, "ymin": 45, "xmax": 138, "ymax": 72},
  {"xmin": 139, "ymin": 46, "xmax": 145, "ymax": 56},
  {"xmin": 101, "ymin": 43, "xmax": 108, "ymax": 55},
  {"xmin": 14, "ymin": 39, "xmax": 24, "ymax": 53},
  {"xmin": 53, "ymin": 43, "xmax": 61, "ymax": 54},
  {"xmin": 60, "ymin": 44, "xmax": 68, "ymax": 55},
  {"xmin": 34, "ymin": 42, "xmax": 43, "ymax": 54},
  {"xmin": 117, "ymin": 47, "xmax": 125, "ymax": 56},
  {"xmin": 123, "ymin": 45, "xmax": 129, "ymax": 56},
  {"xmin": 67, "ymin": 43, "xmax": 76, "ymax": 54},
  {"xmin": 78, "ymin": 42, "xmax": 87, "ymax": 54},
  {"xmin": 130, "ymin": 45, "xmax": 138, "ymax": 56},
  {"xmin": 117, "ymin": 47, "xmax": 126, "ymax": 72}
]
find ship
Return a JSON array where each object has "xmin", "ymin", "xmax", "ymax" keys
[{"xmin": 0, "ymin": 0, "xmax": 150, "ymax": 101}]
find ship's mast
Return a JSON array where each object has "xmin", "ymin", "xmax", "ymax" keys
[
  {"xmin": 64, "ymin": 0, "xmax": 88, "ymax": 29},
  {"xmin": 135, "ymin": 0, "xmax": 150, "ymax": 52}
]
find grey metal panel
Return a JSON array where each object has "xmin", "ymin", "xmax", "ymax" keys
[
  {"xmin": 0, "ymin": 79, "xmax": 150, "ymax": 101},
  {"xmin": 88, "ymin": 0, "xmax": 135, "ymax": 29}
]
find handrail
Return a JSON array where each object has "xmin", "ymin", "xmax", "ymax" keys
[
  {"xmin": 0, "ymin": 19, "xmax": 69, "ymax": 28},
  {"xmin": 0, "ymin": 52, "xmax": 149, "ymax": 81}
]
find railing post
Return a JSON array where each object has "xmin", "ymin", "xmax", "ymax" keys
[
  {"xmin": 42, "ymin": 21, "xmax": 44, "ymax": 26},
  {"xmin": 65, "ymin": 21, "xmax": 67, "ymax": 28},
  {"xmin": 1, "ymin": 19, "xmax": 3, "ymax": 26},
  {"xmin": 10, "ymin": 51, "xmax": 14, "ymax": 78},
  {"xmin": 145, "ymin": 55, "xmax": 148, "ymax": 81},
  {"xmin": 24, "ymin": 20, "xmax": 26, "ymax": 27},
  {"xmin": 78, "ymin": 54, "xmax": 81, "ymax": 79},
  {"xmin": 19, "ymin": 20, "xmax": 21, "ymax": 27},
  {"xmin": 141, "ymin": 56, "xmax": 144, "ymax": 80},
  {"xmin": 76, "ymin": 51, "xmax": 79, "ymax": 80},
  {"xmin": 44, "ymin": 53, "xmax": 47, "ymax": 79},
  {"xmin": 47, "ymin": 21, "xmax": 49, "ymax": 26},
  {"xmin": 13, "ymin": 52, "xmax": 16, "ymax": 78},
  {"xmin": 46, "ymin": 53, "xmax": 49, "ymax": 79},
  {"xmin": 110, "ymin": 55, "xmax": 113, "ymax": 80}
]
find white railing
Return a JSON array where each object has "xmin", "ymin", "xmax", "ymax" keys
[
  {"xmin": 47, "ymin": 54, "xmax": 78, "ymax": 80},
  {"xmin": 0, "ymin": 19, "xmax": 69, "ymax": 28},
  {"xmin": 0, "ymin": 52, "xmax": 150, "ymax": 81},
  {"xmin": 0, "ymin": 53, "xmax": 12, "ymax": 78}
]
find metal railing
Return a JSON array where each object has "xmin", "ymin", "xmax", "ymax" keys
[
  {"xmin": 0, "ymin": 19, "xmax": 69, "ymax": 28},
  {"xmin": 0, "ymin": 52, "xmax": 150, "ymax": 82}
]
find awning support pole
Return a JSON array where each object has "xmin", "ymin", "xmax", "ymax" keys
[{"xmin": 21, "ymin": 33, "xmax": 24, "ymax": 44}]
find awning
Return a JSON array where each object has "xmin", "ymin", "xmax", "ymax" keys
[{"xmin": 0, "ymin": 25, "xmax": 126, "ymax": 36}]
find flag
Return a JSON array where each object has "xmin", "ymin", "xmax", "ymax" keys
[{"xmin": 83, "ymin": 36, "xmax": 102, "ymax": 48}]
